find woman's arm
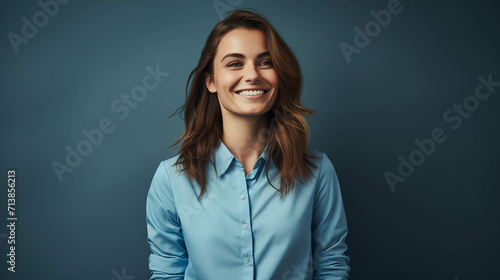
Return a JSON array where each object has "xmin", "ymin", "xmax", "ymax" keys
[
  {"xmin": 146, "ymin": 161, "xmax": 188, "ymax": 280},
  {"xmin": 311, "ymin": 153, "xmax": 351, "ymax": 279}
]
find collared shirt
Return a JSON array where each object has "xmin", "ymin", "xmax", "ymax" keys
[{"xmin": 146, "ymin": 141, "xmax": 350, "ymax": 280}]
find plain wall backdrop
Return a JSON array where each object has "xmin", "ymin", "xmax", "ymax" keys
[{"xmin": 1, "ymin": 0, "xmax": 499, "ymax": 279}]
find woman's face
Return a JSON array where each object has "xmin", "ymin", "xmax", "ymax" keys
[{"xmin": 205, "ymin": 28, "xmax": 278, "ymax": 118}]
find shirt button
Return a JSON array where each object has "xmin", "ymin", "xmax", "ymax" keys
[
  {"xmin": 240, "ymin": 194, "xmax": 246, "ymax": 200},
  {"xmin": 245, "ymin": 257, "xmax": 250, "ymax": 263},
  {"xmin": 242, "ymin": 224, "xmax": 248, "ymax": 229}
]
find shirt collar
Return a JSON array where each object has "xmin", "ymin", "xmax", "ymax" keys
[{"xmin": 214, "ymin": 140, "xmax": 270, "ymax": 177}]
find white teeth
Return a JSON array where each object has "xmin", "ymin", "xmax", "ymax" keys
[{"xmin": 236, "ymin": 90, "xmax": 266, "ymax": 96}]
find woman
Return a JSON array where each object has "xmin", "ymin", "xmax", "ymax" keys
[{"xmin": 146, "ymin": 9, "xmax": 350, "ymax": 280}]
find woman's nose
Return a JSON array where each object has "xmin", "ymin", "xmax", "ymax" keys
[{"xmin": 244, "ymin": 65, "xmax": 260, "ymax": 82}]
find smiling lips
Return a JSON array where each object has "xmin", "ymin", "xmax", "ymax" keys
[{"xmin": 234, "ymin": 89, "xmax": 268, "ymax": 96}]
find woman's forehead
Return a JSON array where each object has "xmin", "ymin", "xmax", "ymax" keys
[{"xmin": 216, "ymin": 28, "xmax": 268, "ymax": 59}]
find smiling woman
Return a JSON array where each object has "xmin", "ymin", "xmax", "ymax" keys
[
  {"xmin": 206, "ymin": 28, "xmax": 278, "ymax": 119},
  {"xmin": 146, "ymin": 9, "xmax": 350, "ymax": 280}
]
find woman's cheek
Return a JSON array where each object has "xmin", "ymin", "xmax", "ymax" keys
[
  {"xmin": 226, "ymin": 76, "xmax": 241, "ymax": 91},
  {"xmin": 261, "ymin": 71, "xmax": 277, "ymax": 87}
]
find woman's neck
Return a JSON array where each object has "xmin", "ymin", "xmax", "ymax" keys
[{"xmin": 221, "ymin": 113, "xmax": 269, "ymax": 171}]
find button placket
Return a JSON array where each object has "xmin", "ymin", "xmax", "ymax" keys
[{"xmin": 237, "ymin": 169, "xmax": 254, "ymax": 279}]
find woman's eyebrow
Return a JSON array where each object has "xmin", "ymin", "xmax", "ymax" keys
[{"xmin": 220, "ymin": 51, "xmax": 270, "ymax": 63}]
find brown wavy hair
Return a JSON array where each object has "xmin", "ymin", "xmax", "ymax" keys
[{"xmin": 169, "ymin": 9, "xmax": 319, "ymax": 200}]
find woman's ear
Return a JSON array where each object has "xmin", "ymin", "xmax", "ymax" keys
[{"xmin": 204, "ymin": 72, "xmax": 217, "ymax": 93}]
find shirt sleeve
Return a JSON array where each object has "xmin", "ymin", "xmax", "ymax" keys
[
  {"xmin": 146, "ymin": 161, "xmax": 188, "ymax": 280},
  {"xmin": 311, "ymin": 153, "xmax": 351, "ymax": 280}
]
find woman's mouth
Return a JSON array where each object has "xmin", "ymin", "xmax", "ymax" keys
[{"xmin": 234, "ymin": 89, "xmax": 268, "ymax": 96}]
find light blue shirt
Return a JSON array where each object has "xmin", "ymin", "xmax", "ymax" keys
[{"xmin": 146, "ymin": 141, "xmax": 350, "ymax": 280}]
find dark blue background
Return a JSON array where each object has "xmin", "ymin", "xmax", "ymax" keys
[{"xmin": 1, "ymin": 0, "xmax": 499, "ymax": 279}]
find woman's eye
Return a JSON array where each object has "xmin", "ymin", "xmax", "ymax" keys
[
  {"xmin": 227, "ymin": 62, "xmax": 243, "ymax": 67},
  {"xmin": 259, "ymin": 60, "xmax": 273, "ymax": 66},
  {"xmin": 226, "ymin": 60, "xmax": 273, "ymax": 68}
]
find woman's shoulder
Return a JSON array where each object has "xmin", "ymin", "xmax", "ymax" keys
[
  {"xmin": 157, "ymin": 154, "xmax": 183, "ymax": 174},
  {"xmin": 307, "ymin": 146, "xmax": 337, "ymax": 175},
  {"xmin": 307, "ymin": 146, "xmax": 324, "ymax": 160},
  {"xmin": 161, "ymin": 153, "xmax": 180, "ymax": 165}
]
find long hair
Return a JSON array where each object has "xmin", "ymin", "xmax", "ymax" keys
[{"xmin": 169, "ymin": 9, "xmax": 318, "ymax": 200}]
